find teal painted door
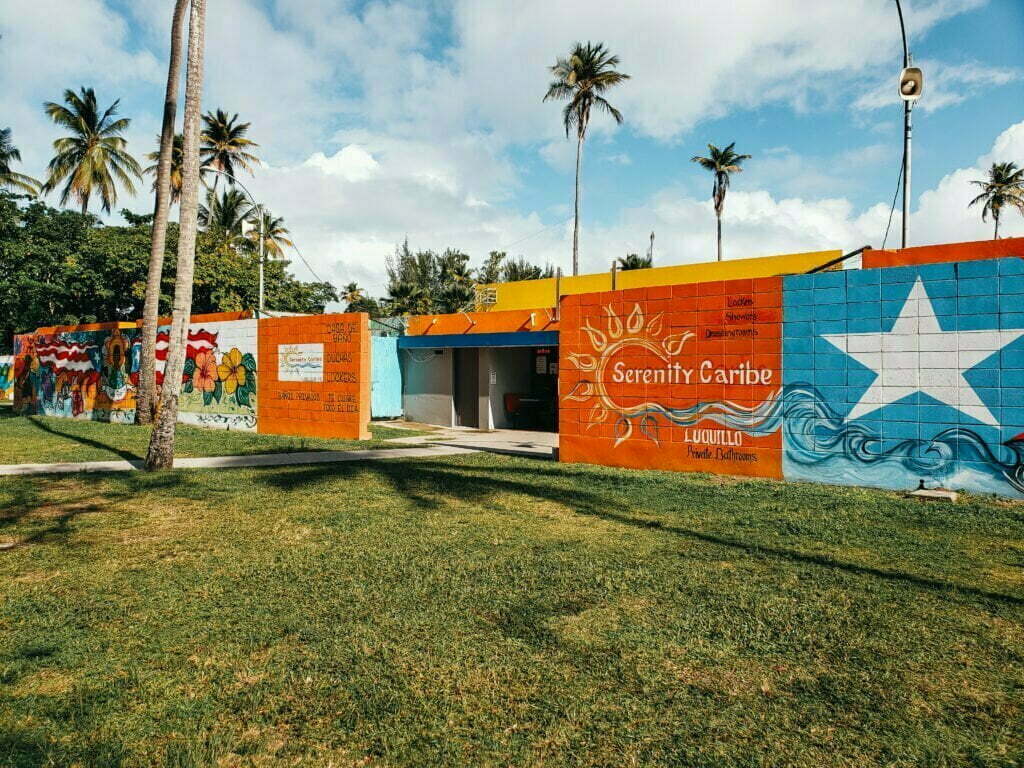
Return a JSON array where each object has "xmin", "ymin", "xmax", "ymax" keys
[{"xmin": 371, "ymin": 336, "xmax": 403, "ymax": 418}]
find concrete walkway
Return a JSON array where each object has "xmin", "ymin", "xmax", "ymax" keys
[
  {"xmin": 386, "ymin": 425, "xmax": 558, "ymax": 459},
  {"xmin": 0, "ymin": 444, "xmax": 478, "ymax": 477}
]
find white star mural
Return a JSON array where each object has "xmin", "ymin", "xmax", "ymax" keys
[{"xmin": 822, "ymin": 277, "xmax": 1024, "ymax": 427}]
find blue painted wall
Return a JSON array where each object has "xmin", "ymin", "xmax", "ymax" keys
[
  {"xmin": 782, "ymin": 257, "xmax": 1024, "ymax": 497},
  {"xmin": 371, "ymin": 336, "xmax": 403, "ymax": 418}
]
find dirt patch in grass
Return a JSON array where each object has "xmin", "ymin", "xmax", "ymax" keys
[{"xmin": 9, "ymin": 669, "xmax": 77, "ymax": 697}]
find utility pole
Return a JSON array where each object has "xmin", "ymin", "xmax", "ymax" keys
[
  {"xmin": 257, "ymin": 206, "xmax": 265, "ymax": 316},
  {"xmin": 896, "ymin": 0, "xmax": 923, "ymax": 249}
]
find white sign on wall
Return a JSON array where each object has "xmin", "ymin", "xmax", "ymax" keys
[{"xmin": 278, "ymin": 343, "xmax": 324, "ymax": 382}]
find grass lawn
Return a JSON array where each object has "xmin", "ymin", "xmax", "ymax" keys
[
  {"xmin": 0, "ymin": 404, "xmax": 429, "ymax": 464},
  {"xmin": 1, "ymin": 452, "xmax": 1023, "ymax": 766}
]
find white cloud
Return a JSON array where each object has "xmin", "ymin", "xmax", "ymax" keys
[
  {"xmin": 303, "ymin": 146, "xmax": 379, "ymax": 182},
  {"xmin": 246, "ymin": 119, "xmax": 1024, "ymax": 304},
  {"xmin": 0, "ymin": 0, "xmax": 164, "ymax": 177},
  {"xmin": 4, "ymin": 0, "xmax": 1020, "ymax": 310},
  {"xmin": 453, "ymin": 0, "xmax": 986, "ymax": 142}
]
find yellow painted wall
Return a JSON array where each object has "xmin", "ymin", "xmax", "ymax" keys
[{"xmin": 477, "ymin": 249, "xmax": 842, "ymax": 312}]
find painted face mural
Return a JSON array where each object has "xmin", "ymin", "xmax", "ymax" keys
[
  {"xmin": 559, "ymin": 278, "xmax": 785, "ymax": 478},
  {"xmin": 782, "ymin": 259, "xmax": 1024, "ymax": 498}
]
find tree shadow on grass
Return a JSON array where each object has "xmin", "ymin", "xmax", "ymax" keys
[
  {"xmin": 257, "ymin": 456, "xmax": 1024, "ymax": 609},
  {"xmin": 0, "ymin": 472, "xmax": 184, "ymax": 549},
  {"xmin": 0, "ymin": 727, "xmax": 127, "ymax": 768},
  {"xmin": 22, "ymin": 417, "xmax": 142, "ymax": 463}
]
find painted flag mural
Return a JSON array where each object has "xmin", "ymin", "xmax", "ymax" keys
[{"xmin": 782, "ymin": 258, "xmax": 1024, "ymax": 498}]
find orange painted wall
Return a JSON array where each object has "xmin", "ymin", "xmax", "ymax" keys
[
  {"xmin": 559, "ymin": 278, "xmax": 783, "ymax": 479},
  {"xmin": 406, "ymin": 308, "xmax": 559, "ymax": 336},
  {"xmin": 257, "ymin": 313, "xmax": 371, "ymax": 440},
  {"xmin": 863, "ymin": 237, "xmax": 1024, "ymax": 269}
]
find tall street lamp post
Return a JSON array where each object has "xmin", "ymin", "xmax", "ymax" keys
[{"xmin": 895, "ymin": 0, "xmax": 924, "ymax": 249}]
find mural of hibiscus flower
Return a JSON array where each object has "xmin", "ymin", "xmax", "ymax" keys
[
  {"xmin": 217, "ymin": 348, "xmax": 247, "ymax": 395},
  {"xmin": 193, "ymin": 350, "xmax": 219, "ymax": 393}
]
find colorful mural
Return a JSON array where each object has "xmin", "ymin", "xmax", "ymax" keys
[
  {"xmin": 782, "ymin": 258, "xmax": 1024, "ymax": 498},
  {"xmin": 0, "ymin": 355, "xmax": 13, "ymax": 401},
  {"xmin": 559, "ymin": 256, "xmax": 1024, "ymax": 498},
  {"xmin": 172, "ymin": 319, "xmax": 259, "ymax": 431},
  {"xmin": 559, "ymin": 278, "xmax": 785, "ymax": 478},
  {"xmin": 13, "ymin": 319, "xmax": 259, "ymax": 430}
]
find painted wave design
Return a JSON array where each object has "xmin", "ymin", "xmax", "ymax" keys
[
  {"xmin": 781, "ymin": 384, "xmax": 1024, "ymax": 495},
  {"xmin": 617, "ymin": 385, "xmax": 1024, "ymax": 495},
  {"xmin": 625, "ymin": 389, "xmax": 784, "ymax": 438}
]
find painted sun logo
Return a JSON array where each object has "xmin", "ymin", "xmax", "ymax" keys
[{"xmin": 564, "ymin": 303, "xmax": 693, "ymax": 446}]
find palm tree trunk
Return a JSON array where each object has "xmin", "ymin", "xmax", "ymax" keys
[
  {"xmin": 716, "ymin": 214, "xmax": 722, "ymax": 261},
  {"xmin": 137, "ymin": 0, "xmax": 189, "ymax": 426},
  {"xmin": 995, "ymin": 215, "xmax": 1000, "ymax": 240},
  {"xmin": 572, "ymin": 132, "xmax": 583, "ymax": 276},
  {"xmin": 146, "ymin": 0, "xmax": 206, "ymax": 471}
]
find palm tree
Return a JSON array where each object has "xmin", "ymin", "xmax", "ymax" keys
[
  {"xmin": 969, "ymin": 161, "xmax": 1024, "ymax": 239},
  {"xmin": 200, "ymin": 109, "xmax": 260, "ymax": 191},
  {"xmin": 138, "ymin": 0, "xmax": 190, "ymax": 426},
  {"xmin": 0, "ymin": 128, "xmax": 41, "ymax": 195},
  {"xmin": 617, "ymin": 252, "xmax": 652, "ymax": 271},
  {"xmin": 544, "ymin": 42, "xmax": 629, "ymax": 276},
  {"xmin": 147, "ymin": 0, "xmax": 207, "ymax": 471},
  {"xmin": 144, "ymin": 133, "xmax": 184, "ymax": 203},
  {"xmin": 691, "ymin": 142, "xmax": 751, "ymax": 262},
  {"xmin": 41, "ymin": 87, "xmax": 143, "ymax": 214},
  {"xmin": 342, "ymin": 282, "xmax": 365, "ymax": 307},
  {"xmin": 199, "ymin": 188, "xmax": 253, "ymax": 238},
  {"xmin": 244, "ymin": 209, "xmax": 293, "ymax": 258},
  {"xmin": 501, "ymin": 256, "xmax": 555, "ymax": 282}
]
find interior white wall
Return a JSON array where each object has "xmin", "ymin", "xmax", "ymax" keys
[{"xmin": 401, "ymin": 347, "xmax": 454, "ymax": 426}]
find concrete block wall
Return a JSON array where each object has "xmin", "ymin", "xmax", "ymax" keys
[
  {"xmin": 257, "ymin": 313, "xmax": 371, "ymax": 440},
  {"xmin": 559, "ymin": 256, "xmax": 1024, "ymax": 498},
  {"xmin": 782, "ymin": 257, "xmax": 1024, "ymax": 497},
  {"xmin": 12, "ymin": 316, "xmax": 260, "ymax": 429},
  {"xmin": 169, "ymin": 318, "xmax": 259, "ymax": 431}
]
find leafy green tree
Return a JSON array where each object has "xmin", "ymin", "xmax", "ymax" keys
[
  {"xmin": 341, "ymin": 282, "xmax": 381, "ymax": 317},
  {"xmin": 200, "ymin": 109, "xmax": 260, "ymax": 190},
  {"xmin": 691, "ymin": 142, "xmax": 751, "ymax": 261},
  {"xmin": 969, "ymin": 161, "xmax": 1024, "ymax": 239},
  {"xmin": 544, "ymin": 42, "xmax": 629, "ymax": 275},
  {"xmin": 0, "ymin": 128, "xmax": 41, "ymax": 195},
  {"xmin": 0, "ymin": 192, "xmax": 334, "ymax": 352},
  {"xmin": 41, "ymin": 87, "xmax": 142, "ymax": 214},
  {"xmin": 617, "ymin": 252, "xmax": 651, "ymax": 270}
]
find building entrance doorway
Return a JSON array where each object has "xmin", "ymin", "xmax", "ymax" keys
[
  {"xmin": 452, "ymin": 347, "xmax": 479, "ymax": 428},
  {"xmin": 492, "ymin": 346, "xmax": 558, "ymax": 432}
]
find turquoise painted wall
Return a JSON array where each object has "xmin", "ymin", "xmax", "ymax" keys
[{"xmin": 371, "ymin": 336, "xmax": 403, "ymax": 418}]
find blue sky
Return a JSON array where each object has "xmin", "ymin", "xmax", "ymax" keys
[{"xmin": 3, "ymin": 0, "xmax": 1024, "ymax": 296}]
